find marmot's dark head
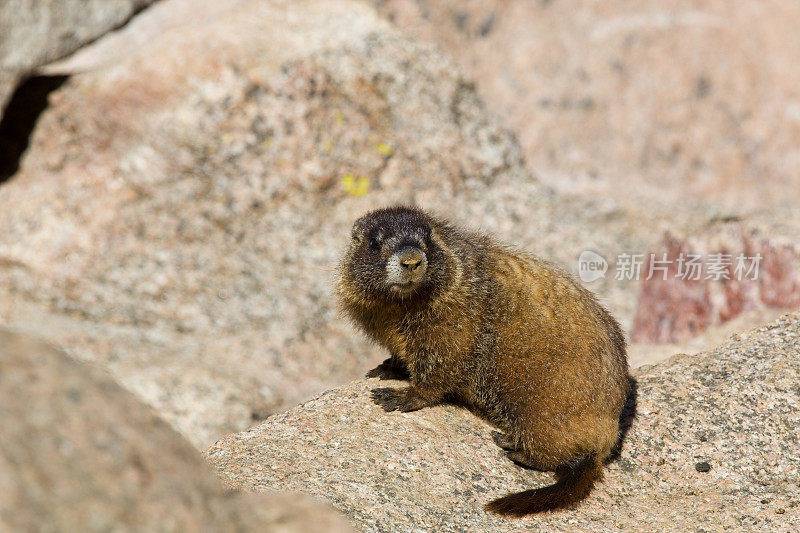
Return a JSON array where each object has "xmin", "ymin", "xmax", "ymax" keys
[{"xmin": 339, "ymin": 206, "xmax": 450, "ymax": 302}]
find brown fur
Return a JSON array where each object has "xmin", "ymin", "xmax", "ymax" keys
[{"xmin": 336, "ymin": 206, "xmax": 630, "ymax": 516}]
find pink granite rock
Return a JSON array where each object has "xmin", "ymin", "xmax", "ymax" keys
[
  {"xmin": 633, "ymin": 217, "xmax": 800, "ymax": 342},
  {"xmin": 208, "ymin": 312, "xmax": 800, "ymax": 531},
  {"xmin": 0, "ymin": 328, "xmax": 354, "ymax": 532},
  {"xmin": 374, "ymin": 0, "xmax": 800, "ymax": 212},
  {"xmin": 0, "ymin": 0, "xmax": 155, "ymax": 113}
]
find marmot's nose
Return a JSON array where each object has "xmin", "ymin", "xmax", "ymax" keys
[
  {"xmin": 403, "ymin": 257, "xmax": 421, "ymax": 271},
  {"xmin": 399, "ymin": 248, "xmax": 424, "ymax": 271}
]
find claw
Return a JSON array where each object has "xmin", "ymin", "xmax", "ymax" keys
[
  {"xmin": 370, "ymin": 387, "xmax": 400, "ymax": 411},
  {"xmin": 370, "ymin": 387, "xmax": 428, "ymax": 412}
]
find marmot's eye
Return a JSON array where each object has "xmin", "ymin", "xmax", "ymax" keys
[{"xmin": 368, "ymin": 237, "xmax": 380, "ymax": 250}]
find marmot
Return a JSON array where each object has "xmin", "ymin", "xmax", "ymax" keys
[{"xmin": 336, "ymin": 206, "xmax": 630, "ymax": 516}]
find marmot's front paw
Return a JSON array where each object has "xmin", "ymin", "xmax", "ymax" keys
[
  {"xmin": 491, "ymin": 431, "xmax": 516, "ymax": 450},
  {"xmin": 370, "ymin": 387, "xmax": 429, "ymax": 412},
  {"xmin": 365, "ymin": 357, "xmax": 410, "ymax": 380}
]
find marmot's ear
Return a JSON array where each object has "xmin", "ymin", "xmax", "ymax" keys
[{"xmin": 351, "ymin": 217, "xmax": 366, "ymax": 241}]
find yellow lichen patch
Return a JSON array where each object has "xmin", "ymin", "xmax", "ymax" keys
[
  {"xmin": 335, "ymin": 111, "xmax": 346, "ymax": 124},
  {"xmin": 322, "ymin": 140, "xmax": 334, "ymax": 153},
  {"xmin": 341, "ymin": 173, "xmax": 370, "ymax": 196},
  {"xmin": 375, "ymin": 142, "xmax": 394, "ymax": 156}
]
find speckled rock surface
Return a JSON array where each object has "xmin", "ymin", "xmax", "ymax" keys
[
  {"xmin": 628, "ymin": 307, "xmax": 788, "ymax": 368},
  {"xmin": 208, "ymin": 312, "xmax": 800, "ymax": 531},
  {"xmin": 0, "ymin": 0, "xmax": 661, "ymax": 447},
  {"xmin": 374, "ymin": 0, "xmax": 800, "ymax": 213},
  {"xmin": 0, "ymin": 328, "xmax": 355, "ymax": 532},
  {"xmin": 0, "ymin": 0, "xmax": 154, "ymax": 113}
]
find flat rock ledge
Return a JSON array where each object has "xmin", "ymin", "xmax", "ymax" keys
[{"xmin": 208, "ymin": 312, "xmax": 800, "ymax": 531}]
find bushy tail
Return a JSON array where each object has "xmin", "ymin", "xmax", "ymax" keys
[{"xmin": 485, "ymin": 453, "xmax": 601, "ymax": 516}]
